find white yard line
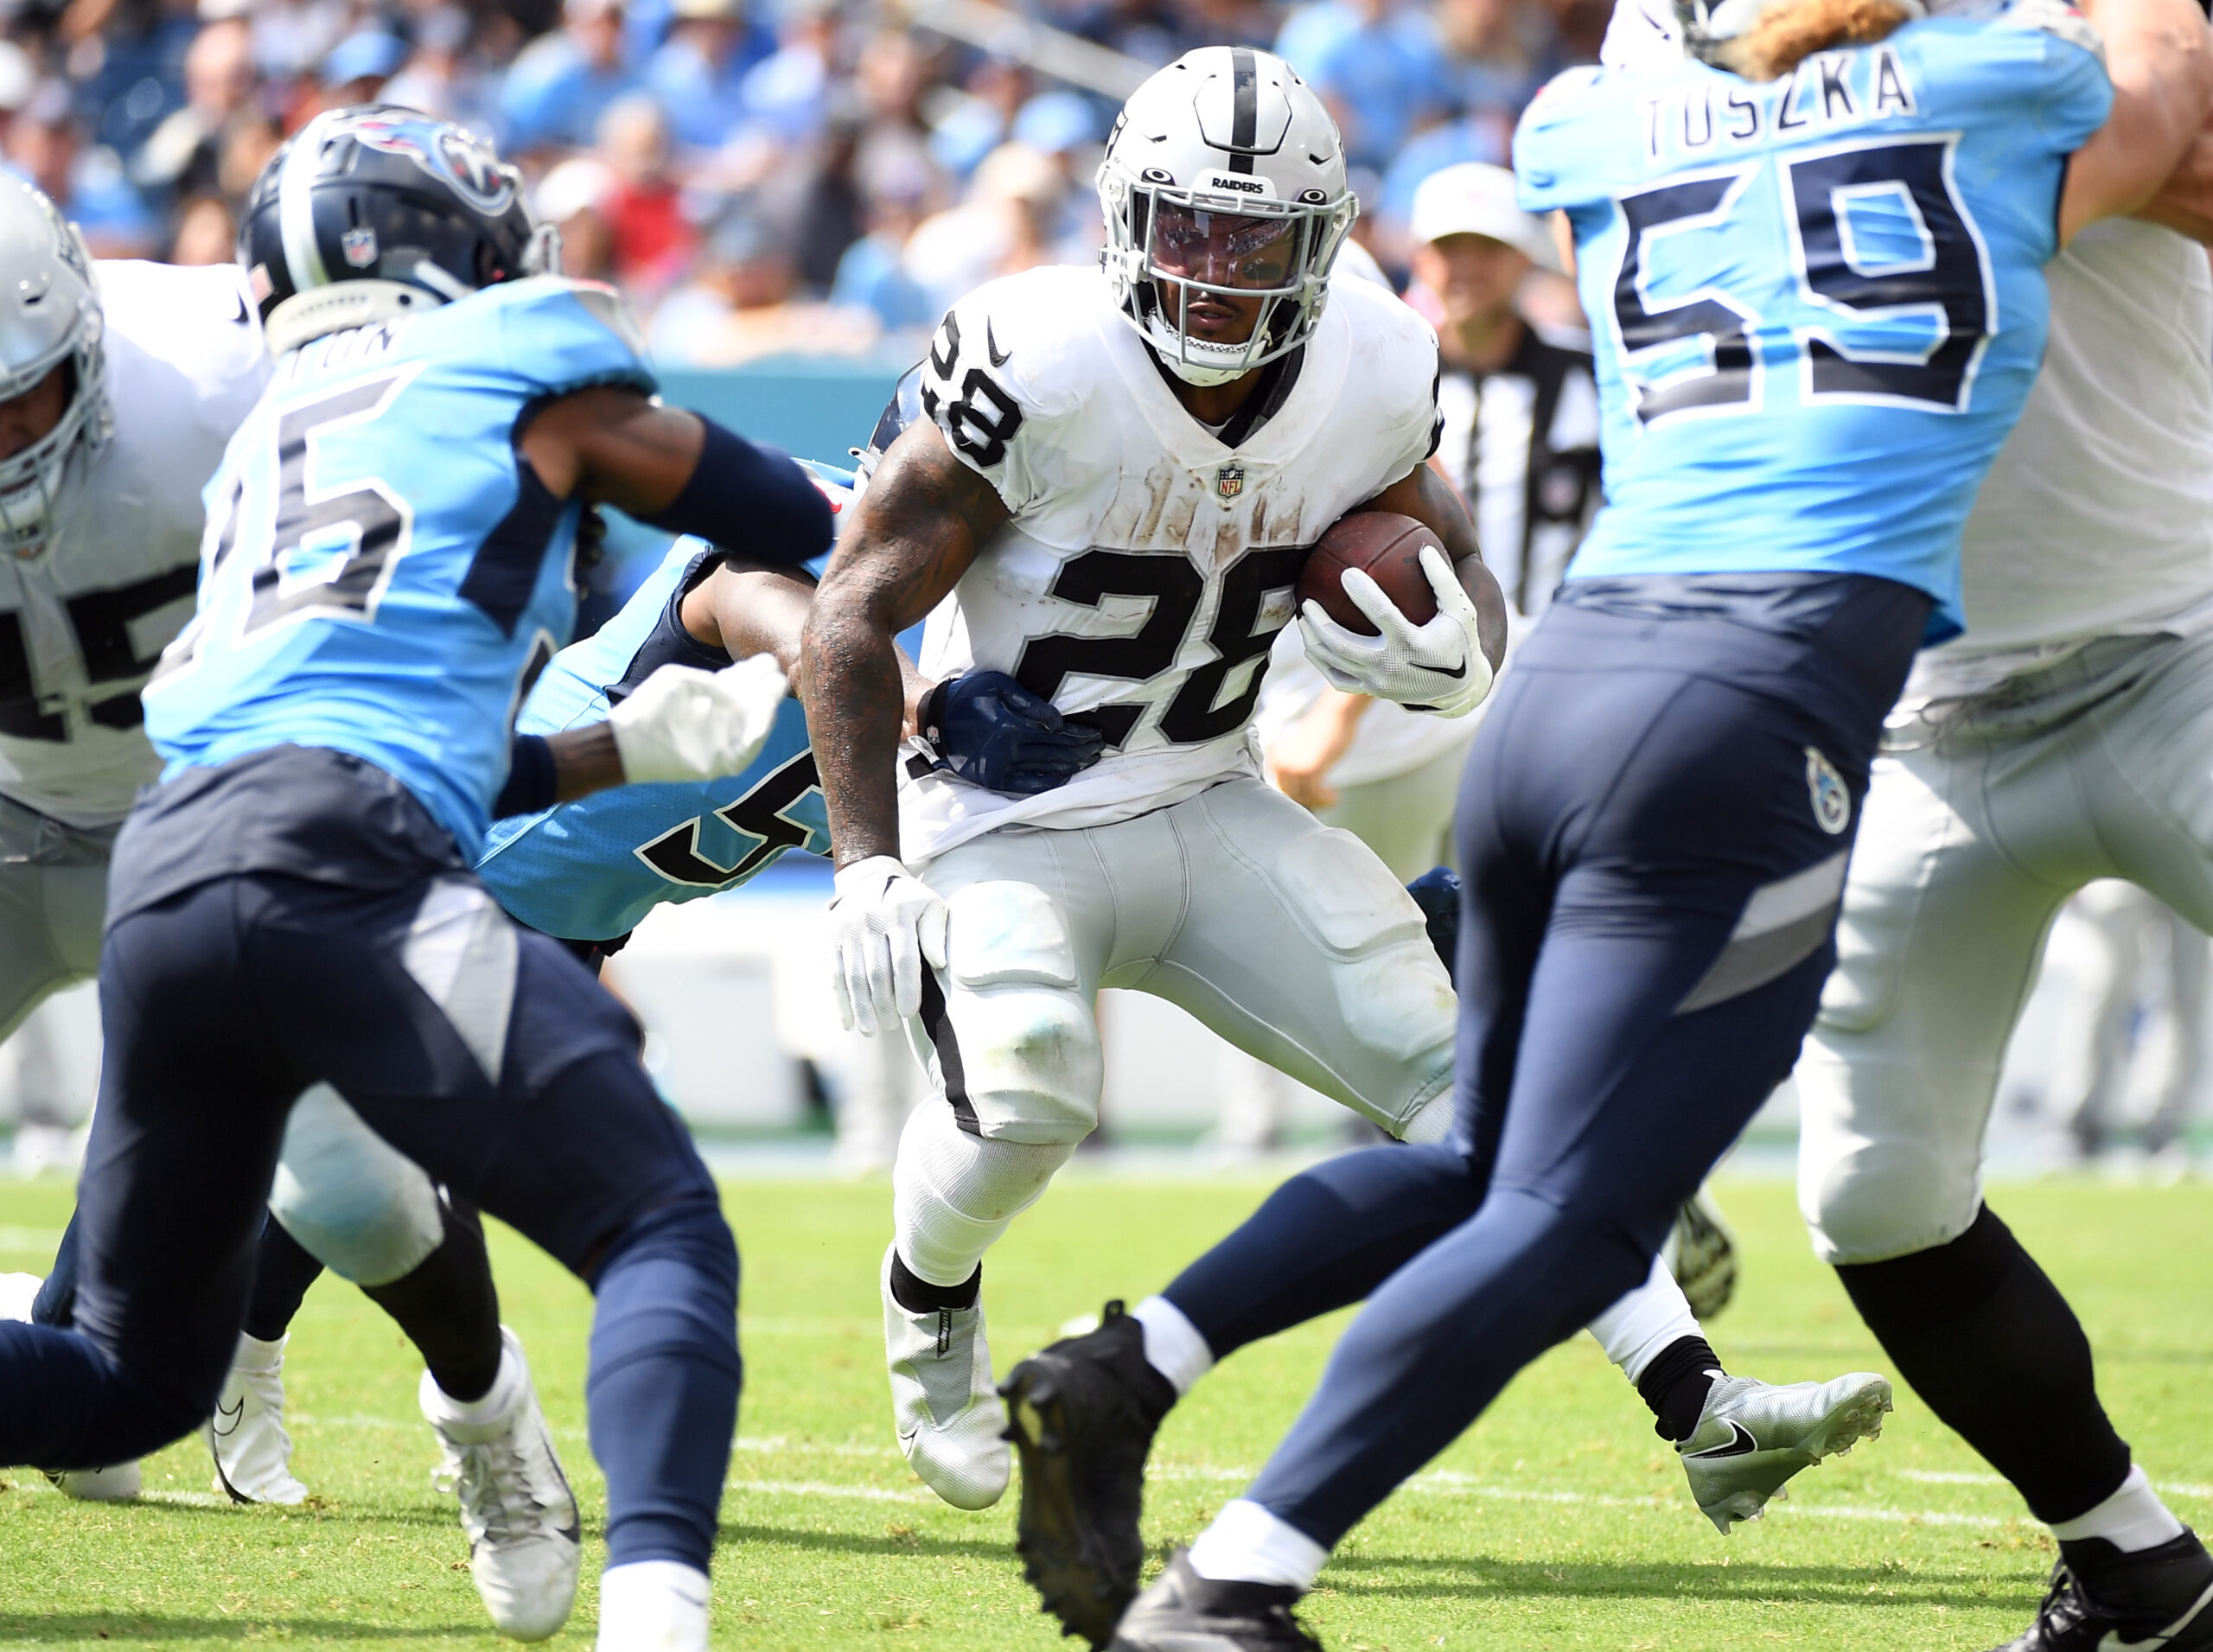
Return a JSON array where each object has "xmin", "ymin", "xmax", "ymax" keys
[{"xmin": 726, "ymin": 1478, "xmax": 930, "ymax": 1504}]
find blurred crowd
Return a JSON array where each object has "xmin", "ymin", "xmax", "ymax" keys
[{"xmin": 0, "ymin": 0, "xmax": 1605, "ymax": 365}]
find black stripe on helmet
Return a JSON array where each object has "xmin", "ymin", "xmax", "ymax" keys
[{"xmin": 1228, "ymin": 47, "xmax": 1257, "ymax": 174}]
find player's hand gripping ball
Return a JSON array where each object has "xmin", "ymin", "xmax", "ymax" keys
[{"xmin": 1297, "ymin": 513, "xmax": 1494, "ymax": 717}]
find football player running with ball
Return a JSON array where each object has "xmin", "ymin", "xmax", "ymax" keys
[
  {"xmin": 995, "ymin": 1, "xmax": 2210, "ymax": 1648},
  {"xmin": 802, "ymin": 45, "xmax": 1888, "ymax": 1540},
  {"xmin": 0, "ymin": 107, "xmax": 835, "ymax": 1652}
]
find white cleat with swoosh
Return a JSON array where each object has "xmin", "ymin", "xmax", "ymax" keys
[
  {"xmin": 1679, "ymin": 1369, "xmax": 1892, "ymax": 1533},
  {"xmin": 206, "ymin": 1330, "xmax": 309, "ymax": 1505}
]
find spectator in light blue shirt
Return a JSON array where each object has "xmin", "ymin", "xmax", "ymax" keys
[
  {"xmin": 831, "ymin": 147, "xmax": 937, "ymax": 334},
  {"xmin": 738, "ymin": 0, "xmax": 839, "ymax": 148},
  {"xmin": 1290, "ymin": 0, "xmax": 1451, "ymax": 171},
  {"xmin": 500, "ymin": 0, "xmax": 646, "ymax": 152},
  {"xmin": 8, "ymin": 83, "xmax": 159, "ymax": 258},
  {"xmin": 647, "ymin": 0, "xmax": 776, "ymax": 153}
]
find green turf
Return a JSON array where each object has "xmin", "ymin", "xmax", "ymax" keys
[{"xmin": 1, "ymin": 1171, "xmax": 2209, "ymax": 1649}]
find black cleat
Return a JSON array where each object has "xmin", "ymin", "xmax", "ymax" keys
[
  {"xmin": 1108, "ymin": 1551, "xmax": 1322, "ymax": 1652},
  {"xmin": 1001, "ymin": 1300, "xmax": 1178, "ymax": 1646},
  {"xmin": 1993, "ymin": 1531, "xmax": 2213, "ymax": 1651}
]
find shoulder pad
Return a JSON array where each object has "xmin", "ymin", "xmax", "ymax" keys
[
  {"xmin": 480, "ymin": 275, "xmax": 656, "ymax": 399},
  {"xmin": 1529, "ymin": 64, "xmax": 1607, "ymax": 110},
  {"xmin": 1991, "ymin": 0, "xmax": 2104, "ymax": 61},
  {"xmin": 917, "ymin": 267, "xmax": 1101, "ymax": 477},
  {"xmin": 494, "ymin": 275, "xmax": 652, "ymax": 358}
]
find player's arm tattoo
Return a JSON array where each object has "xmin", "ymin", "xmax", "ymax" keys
[
  {"xmin": 801, "ymin": 421, "xmax": 1012, "ymax": 867},
  {"xmin": 1358, "ymin": 463, "xmax": 1511, "ymax": 673}
]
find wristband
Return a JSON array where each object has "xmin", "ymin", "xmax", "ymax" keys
[{"xmin": 493, "ymin": 733, "xmax": 557, "ymax": 819}]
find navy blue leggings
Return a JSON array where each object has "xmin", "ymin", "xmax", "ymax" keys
[
  {"xmin": 0, "ymin": 867, "xmax": 739, "ymax": 1572},
  {"xmin": 1220, "ymin": 577, "xmax": 1926, "ymax": 1548}
]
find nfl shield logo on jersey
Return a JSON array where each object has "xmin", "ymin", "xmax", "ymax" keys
[
  {"xmin": 1805, "ymin": 747, "xmax": 1850, "ymax": 835},
  {"xmin": 341, "ymin": 226, "xmax": 379, "ymax": 268},
  {"xmin": 1215, "ymin": 464, "xmax": 1244, "ymax": 500}
]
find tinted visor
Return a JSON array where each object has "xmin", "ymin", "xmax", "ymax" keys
[{"xmin": 1148, "ymin": 201, "xmax": 1304, "ymax": 293}]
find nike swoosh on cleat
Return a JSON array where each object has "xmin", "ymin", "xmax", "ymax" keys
[
  {"xmin": 2101, "ymin": 1577, "xmax": 2213, "ymax": 1650},
  {"xmin": 211, "ymin": 1397, "xmax": 246, "ymax": 1438},
  {"xmin": 986, "ymin": 320, "xmax": 1012, "ymax": 367},
  {"xmin": 1686, "ymin": 1420, "xmax": 1758, "ymax": 1459}
]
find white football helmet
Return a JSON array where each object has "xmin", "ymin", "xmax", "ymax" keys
[
  {"xmin": 1098, "ymin": 47, "xmax": 1356, "ymax": 386},
  {"xmin": 0, "ymin": 175, "xmax": 108, "ymax": 559}
]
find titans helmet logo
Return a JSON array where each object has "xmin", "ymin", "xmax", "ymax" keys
[{"xmin": 347, "ymin": 113, "xmax": 518, "ymax": 216}]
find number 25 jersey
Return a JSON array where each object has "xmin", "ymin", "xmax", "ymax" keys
[
  {"xmin": 1515, "ymin": 3, "xmax": 2112, "ymax": 641},
  {"xmin": 902, "ymin": 264, "xmax": 1441, "ymax": 863},
  {"xmin": 143, "ymin": 276, "xmax": 656, "ymax": 857}
]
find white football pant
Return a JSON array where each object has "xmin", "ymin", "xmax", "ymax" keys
[{"xmin": 1801, "ymin": 631, "xmax": 2213, "ymax": 1262}]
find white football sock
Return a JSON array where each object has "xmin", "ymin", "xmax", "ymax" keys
[
  {"xmin": 1397, "ymin": 1088, "xmax": 1456, "ymax": 1145},
  {"xmin": 1132, "ymin": 1296, "xmax": 1214, "ymax": 1395},
  {"xmin": 232, "ymin": 1331, "xmax": 287, "ymax": 1375},
  {"xmin": 596, "ymin": 1560, "xmax": 708, "ymax": 1652},
  {"xmin": 1187, "ymin": 1499, "xmax": 1329, "ymax": 1590},
  {"xmin": 1585, "ymin": 1254, "xmax": 1704, "ymax": 1383},
  {"xmin": 421, "ymin": 1334, "xmax": 521, "ymax": 1426},
  {"xmin": 891, "ymin": 1101, "xmax": 1076, "ymax": 1287},
  {"xmin": 2050, "ymin": 1465, "xmax": 2185, "ymax": 1553}
]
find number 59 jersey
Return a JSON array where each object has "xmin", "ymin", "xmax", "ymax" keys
[
  {"xmin": 143, "ymin": 276, "xmax": 656, "ymax": 857},
  {"xmin": 476, "ymin": 539, "xmax": 827, "ymax": 942},
  {"xmin": 901, "ymin": 263, "xmax": 1441, "ymax": 864},
  {"xmin": 1515, "ymin": 4, "xmax": 2112, "ymax": 641}
]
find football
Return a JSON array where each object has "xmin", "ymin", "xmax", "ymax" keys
[{"xmin": 1296, "ymin": 511, "xmax": 1445, "ymax": 636}]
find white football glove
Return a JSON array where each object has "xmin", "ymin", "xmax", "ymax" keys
[
  {"xmin": 608, "ymin": 654, "xmax": 788, "ymax": 784},
  {"xmin": 828, "ymin": 856, "xmax": 949, "ymax": 1036},
  {"xmin": 1298, "ymin": 544, "xmax": 1495, "ymax": 718}
]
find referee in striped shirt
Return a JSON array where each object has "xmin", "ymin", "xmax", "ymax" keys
[{"xmin": 1263, "ymin": 163, "xmax": 1603, "ymax": 856}]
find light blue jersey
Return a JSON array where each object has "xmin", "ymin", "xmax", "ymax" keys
[
  {"xmin": 477, "ymin": 539, "xmax": 827, "ymax": 941},
  {"xmin": 143, "ymin": 276, "xmax": 655, "ymax": 854},
  {"xmin": 1515, "ymin": 10, "xmax": 2112, "ymax": 639}
]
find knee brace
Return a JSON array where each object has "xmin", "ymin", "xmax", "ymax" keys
[
  {"xmin": 269, "ymin": 1085, "xmax": 445, "ymax": 1285},
  {"xmin": 891, "ymin": 1100, "xmax": 1077, "ymax": 1287}
]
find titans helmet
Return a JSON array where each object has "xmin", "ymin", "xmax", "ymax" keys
[{"xmin": 238, "ymin": 105, "xmax": 558, "ymax": 354}]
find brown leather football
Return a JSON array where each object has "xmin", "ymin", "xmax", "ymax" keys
[{"xmin": 1295, "ymin": 511, "xmax": 1443, "ymax": 636}]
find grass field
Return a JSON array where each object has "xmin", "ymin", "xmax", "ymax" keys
[{"xmin": 0, "ymin": 1170, "xmax": 2209, "ymax": 1649}]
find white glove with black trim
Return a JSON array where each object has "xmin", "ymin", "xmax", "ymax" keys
[
  {"xmin": 1298, "ymin": 544, "xmax": 1495, "ymax": 718},
  {"xmin": 608, "ymin": 655, "xmax": 788, "ymax": 784},
  {"xmin": 828, "ymin": 855, "xmax": 949, "ymax": 1036}
]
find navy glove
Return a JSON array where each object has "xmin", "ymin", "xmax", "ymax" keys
[
  {"xmin": 923, "ymin": 671, "xmax": 1106, "ymax": 796},
  {"xmin": 1406, "ymin": 865, "xmax": 1460, "ymax": 988}
]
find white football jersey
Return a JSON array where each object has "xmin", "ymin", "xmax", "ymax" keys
[
  {"xmin": 0, "ymin": 260, "xmax": 269, "ymax": 826},
  {"xmin": 900, "ymin": 264, "xmax": 1442, "ymax": 862},
  {"xmin": 1599, "ymin": 0, "xmax": 2213, "ymax": 700}
]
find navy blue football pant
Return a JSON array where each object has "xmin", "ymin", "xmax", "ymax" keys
[
  {"xmin": 0, "ymin": 869, "xmax": 740, "ymax": 1573},
  {"xmin": 1217, "ymin": 577, "xmax": 1925, "ymax": 1550}
]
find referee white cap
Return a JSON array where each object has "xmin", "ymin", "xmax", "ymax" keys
[{"xmin": 1410, "ymin": 163, "xmax": 1553, "ymax": 265}]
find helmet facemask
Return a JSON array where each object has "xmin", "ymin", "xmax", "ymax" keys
[
  {"xmin": 1100, "ymin": 168, "xmax": 1355, "ymax": 388},
  {"xmin": 0, "ymin": 222, "xmax": 109, "ymax": 561}
]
